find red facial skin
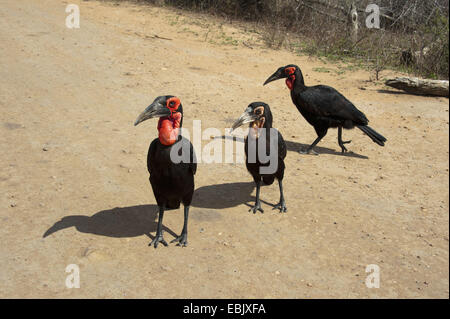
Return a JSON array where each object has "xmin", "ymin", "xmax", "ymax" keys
[
  {"xmin": 285, "ymin": 67, "xmax": 296, "ymax": 91},
  {"xmin": 157, "ymin": 97, "xmax": 182, "ymax": 146}
]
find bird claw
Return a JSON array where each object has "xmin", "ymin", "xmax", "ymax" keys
[
  {"xmin": 171, "ymin": 234, "xmax": 188, "ymax": 247},
  {"xmin": 339, "ymin": 140, "xmax": 352, "ymax": 153},
  {"xmin": 249, "ymin": 204, "xmax": 264, "ymax": 214},
  {"xmin": 273, "ymin": 202, "xmax": 288, "ymax": 213},
  {"xmin": 149, "ymin": 234, "xmax": 168, "ymax": 249},
  {"xmin": 299, "ymin": 148, "xmax": 319, "ymax": 156}
]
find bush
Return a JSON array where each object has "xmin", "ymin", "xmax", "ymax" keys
[{"xmin": 141, "ymin": 0, "xmax": 449, "ymax": 79}]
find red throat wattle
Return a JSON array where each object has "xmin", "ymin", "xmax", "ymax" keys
[
  {"xmin": 286, "ymin": 76, "xmax": 296, "ymax": 90},
  {"xmin": 158, "ymin": 113, "xmax": 182, "ymax": 146},
  {"xmin": 285, "ymin": 67, "xmax": 296, "ymax": 91}
]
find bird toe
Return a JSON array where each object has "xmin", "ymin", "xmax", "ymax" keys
[
  {"xmin": 299, "ymin": 148, "xmax": 308, "ymax": 155},
  {"xmin": 273, "ymin": 202, "xmax": 288, "ymax": 213},
  {"xmin": 149, "ymin": 235, "xmax": 168, "ymax": 249},
  {"xmin": 171, "ymin": 234, "xmax": 188, "ymax": 247},
  {"xmin": 249, "ymin": 205, "xmax": 264, "ymax": 214},
  {"xmin": 301, "ymin": 149, "xmax": 319, "ymax": 156}
]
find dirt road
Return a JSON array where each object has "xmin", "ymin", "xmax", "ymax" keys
[{"xmin": 0, "ymin": 0, "xmax": 448, "ymax": 298}]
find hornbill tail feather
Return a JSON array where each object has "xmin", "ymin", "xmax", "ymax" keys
[{"xmin": 357, "ymin": 126, "xmax": 387, "ymax": 147}]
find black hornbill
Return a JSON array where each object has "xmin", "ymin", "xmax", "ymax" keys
[
  {"xmin": 264, "ymin": 64, "xmax": 387, "ymax": 155},
  {"xmin": 135, "ymin": 95, "xmax": 197, "ymax": 248},
  {"xmin": 232, "ymin": 102, "xmax": 287, "ymax": 213}
]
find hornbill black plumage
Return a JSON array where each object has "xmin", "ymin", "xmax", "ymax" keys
[
  {"xmin": 232, "ymin": 102, "xmax": 287, "ymax": 213},
  {"xmin": 264, "ymin": 64, "xmax": 387, "ymax": 155},
  {"xmin": 135, "ymin": 95, "xmax": 196, "ymax": 248}
]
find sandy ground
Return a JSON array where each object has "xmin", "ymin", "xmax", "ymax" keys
[{"xmin": 0, "ymin": 0, "xmax": 449, "ymax": 299}]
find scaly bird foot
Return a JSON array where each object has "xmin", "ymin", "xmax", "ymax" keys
[
  {"xmin": 339, "ymin": 140, "xmax": 352, "ymax": 153},
  {"xmin": 249, "ymin": 203, "xmax": 264, "ymax": 214},
  {"xmin": 149, "ymin": 234, "xmax": 168, "ymax": 249},
  {"xmin": 299, "ymin": 148, "xmax": 319, "ymax": 156},
  {"xmin": 340, "ymin": 145, "xmax": 348, "ymax": 153},
  {"xmin": 171, "ymin": 233, "xmax": 188, "ymax": 247},
  {"xmin": 273, "ymin": 201, "xmax": 288, "ymax": 213}
]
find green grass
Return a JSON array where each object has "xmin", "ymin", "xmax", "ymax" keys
[{"xmin": 313, "ymin": 67, "xmax": 332, "ymax": 73}]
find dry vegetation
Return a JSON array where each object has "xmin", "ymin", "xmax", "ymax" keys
[{"xmin": 138, "ymin": 0, "xmax": 449, "ymax": 80}]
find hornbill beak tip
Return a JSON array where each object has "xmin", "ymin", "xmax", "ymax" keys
[
  {"xmin": 263, "ymin": 67, "xmax": 285, "ymax": 86},
  {"xmin": 134, "ymin": 112, "xmax": 149, "ymax": 127},
  {"xmin": 231, "ymin": 108, "xmax": 257, "ymax": 132}
]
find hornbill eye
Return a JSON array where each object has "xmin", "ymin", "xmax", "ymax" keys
[
  {"xmin": 254, "ymin": 106, "xmax": 265, "ymax": 116},
  {"xmin": 166, "ymin": 97, "xmax": 181, "ymax": 111},
  {"xmin": 285, "ymin": 67, "xmax": 295, "ymax": 75}
]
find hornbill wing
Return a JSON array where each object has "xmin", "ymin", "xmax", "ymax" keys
[
  {"xmin": 299, "ymin": 86, "xmax": 369, "ymax": 125},
  {"xmin": 244, "ymin": 136, "xmax": 249, "ymax": 159},
  {"xmin": 147, "ymin": 137, "xmax": 197, "ymax": 175},
  {"xmin": 147, "ymin": 138, "xmax": 159, "ymax": 175},
  {"xmin": 189, "ymin": 139, "xmax": 197, "ymax": 176},
  {"xmin": 277, "ymin": 129, "xmax": 287, "ymax": 160},
  {"xmin": 243, "ymin": 132, "xmax": 286, "ymax": 160},
  {"xmin": 174, "ymin": 136, "xmax": 197, "ymax": 175}
]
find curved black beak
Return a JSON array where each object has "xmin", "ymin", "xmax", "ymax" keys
[
  {"xmin": 263, "ymin": 67, "xmax": 286, "ymax": 86},
  {"xmin": 231, "ymin": 107, "xmax": 258, "ymax": 133},
  {"xmin": 134, "ymin": 100, "xmax": 171, "ymax": 126}
]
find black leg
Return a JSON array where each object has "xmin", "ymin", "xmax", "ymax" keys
[
  {"xmin": 300, "ymin": 134, "xmax": 325, "ymax": 155},
  {"xmin": 171, "ymin": 206, "xmax": 190, "ymax": 247},
  {"xmin": 338, "ymin": 127, "xmax": 352, "ymax": 153},
  {"xmin": 273, "ymin": 179, "xmax": 287, "ymax": 213},
  {"xmin": 249, "ymin": 180, "xmax": 264, "ymax": 214},
  {"xmin": 149, "ymin": 206, "xmax": 168, "ymax": 248},
  {"xmin": 300, "ymin": 127, "xmax": 328, "ymax": 155}
]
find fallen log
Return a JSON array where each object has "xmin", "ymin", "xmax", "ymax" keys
[{"xmin": 385, "ymin": 77, "xmax": 449, "ymax": 97}]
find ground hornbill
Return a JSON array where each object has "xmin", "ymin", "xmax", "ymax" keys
[
  {"xmin": 232, "ymin": 102, "xmax": 287, "ymax": 213},
  {"xmin": 264, "ymin": 64, "xmax": 387, "ymax": 155},
  {"xmin": 135, "ymin": 96, "xmax": 196, "ymax": 248}
]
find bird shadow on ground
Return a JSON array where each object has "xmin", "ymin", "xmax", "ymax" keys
[
  {"xmin": 192, "ymin": 182, "xmax": 255, "ymax": 209},
  {"xmin": 194, "ymin": 180, "xmax": 283, "ymax": 211},
  {"xmin": 377, "ymin": 89, "xmax": 411, "ymax": 96},
  {"xmin": 243, "ymin": 199, "xmax": 278, "ymax": 210},
  {"xmin": 377, "ymin": 89, "xmax": 431, "ymax": 97},
  {"xmin": 215, "ymin": 135, "xmax": 368, "ymax": 159},
  {"xmin": 377, "ymin": 89, "xmax": 443, "ymax": 98},
  {"xmin": 43, "ymin": 182, "xmax": 256, "ymax": 240},
  {"xmin": 285, "ymin": 140, "xmax": 369, "ymax": 160},
  {"xmin": 43, "ymin": 205, "xmax": 178, "ymax": 240}
]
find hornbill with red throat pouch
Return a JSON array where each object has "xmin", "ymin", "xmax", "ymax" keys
[
  {"xmin": 232, "ymin": 102, "xmax": 287, "ymax": 213},
  {"xmin": 264, "ymin": 65, "xmax": 387, "ymax": 155},
  {"xmin": 135, "ymin": 95, "xmax": 196, "ymax": 248}
]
